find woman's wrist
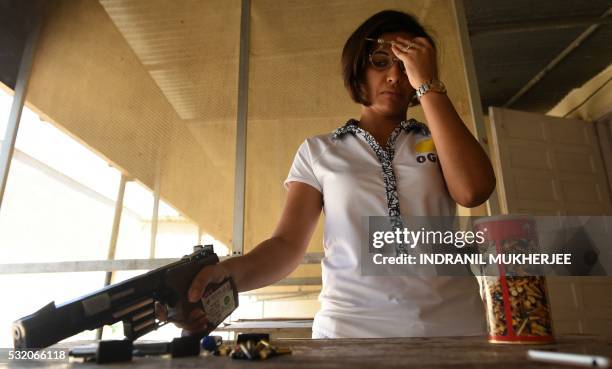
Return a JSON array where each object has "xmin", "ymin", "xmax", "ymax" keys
[
  {"xmin": 219, "ymin": 256, "xmax": 244, "ymax": 291},
  {"xmin": 415, "ymin": 79, "xmax": 446, "ymax": 101}
]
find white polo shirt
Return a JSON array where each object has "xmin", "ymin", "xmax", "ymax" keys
[{"xmin": 284, "ymin": 119, "xmax": 486, "ymax": 338}]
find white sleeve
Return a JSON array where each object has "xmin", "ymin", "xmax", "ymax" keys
[{"xmin": 283, "ymin": 140, "xmax": 322, "ymax": 193}]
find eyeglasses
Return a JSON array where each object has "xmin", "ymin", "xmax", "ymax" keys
[{"xmin": 365, "ymin": 37, "xmax": 405, "ymax": 71}]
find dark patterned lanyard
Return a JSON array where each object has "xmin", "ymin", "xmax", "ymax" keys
[{"xmin": 332, "ymin": 118, "xmax": 430, "ymax": 254}]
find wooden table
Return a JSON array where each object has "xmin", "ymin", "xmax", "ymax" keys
[
  {"xmin": 2, "ymin": 335, "xmax": 610, "ymax": 368},
  {"xmin": 215, "ymin": 319, "xmax": 313, "ymax": 339}
]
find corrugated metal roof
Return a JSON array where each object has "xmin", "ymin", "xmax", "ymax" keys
[
  {"xmin": 465, "ymin": 0, "xmax": 612, "ymax": 113},
  {"xmin": 1, "ymin": 0, "xmax": 610, "ymax": 115},
  {"xmin": 99, "ymin": 0, "xmax": 241, "ymax": 121}
]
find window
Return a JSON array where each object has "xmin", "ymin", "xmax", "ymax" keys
[{"xmin": 0, "ymin": 88, "xmax": 228, "ymax": 346}]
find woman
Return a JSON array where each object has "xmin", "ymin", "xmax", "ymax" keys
[{"xmin": 166, "ymin": 10, "xmax": 495, "ymax": 338}]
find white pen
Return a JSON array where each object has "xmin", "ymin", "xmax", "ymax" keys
[{"xmin": 527, "ymin": 349, "xmax": 610, "ymax": 368}]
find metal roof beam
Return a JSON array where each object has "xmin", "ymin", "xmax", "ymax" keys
[
  {"xmin": 0, "ymin": 252, "xmax": 324, "ymax": 274},
  {"xmin": 470, "ymin": 15, "xmax": 612, "ymax": 36},
  {"xmin": 504, "ymin": 6, "xmax": 612, "ymax": 108}
]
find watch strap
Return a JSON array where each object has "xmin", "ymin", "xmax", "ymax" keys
[{"xmin": 416, "ymin": 79, "xmax": 446, "ymax": 100}]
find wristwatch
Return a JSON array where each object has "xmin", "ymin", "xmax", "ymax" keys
[{"xmin": 416, "ymin": 79, "xmax": 447, "ymax": 100}]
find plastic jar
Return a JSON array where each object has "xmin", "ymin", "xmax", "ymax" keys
[{"xmin": 474, "ymin": 215, "xmax": 554, "ymax": 344}]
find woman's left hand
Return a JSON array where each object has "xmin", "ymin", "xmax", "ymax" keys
[{"xmin": 391, "ymin": 36, "xmax": 438, "ymax": 90}]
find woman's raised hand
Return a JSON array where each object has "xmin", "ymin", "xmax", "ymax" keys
[{"xmin": 391, "ymin": 36, "xmax": 438, "ymax": 90}]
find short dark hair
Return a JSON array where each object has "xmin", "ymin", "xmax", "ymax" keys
[{"xmin": 341, "ymin": 10, "xmax": 436, "ymax": 106}]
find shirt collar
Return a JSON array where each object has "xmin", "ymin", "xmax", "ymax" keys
[{"xmin": 331, "ymin": 118, "xmax": 430, "ymax": 141}]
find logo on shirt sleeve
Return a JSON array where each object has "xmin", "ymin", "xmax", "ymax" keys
[{"xmin": 414, "ymin": 138, "xmax": 438, "ymax": 164}]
